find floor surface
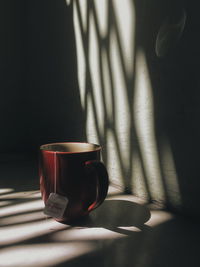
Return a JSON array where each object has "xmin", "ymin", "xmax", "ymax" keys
[{"xmin": 0, "ymin": 158, "xmax": 200, "ymax": 267}]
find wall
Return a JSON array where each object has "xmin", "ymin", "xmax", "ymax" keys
[{"xmin": 71, "ymin": 0, "xmax": 200, "ymax": 216}]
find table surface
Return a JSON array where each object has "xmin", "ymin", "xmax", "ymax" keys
[{"xmin": 0, "ymin": 159, "xmax": 199, "ymax": 267}]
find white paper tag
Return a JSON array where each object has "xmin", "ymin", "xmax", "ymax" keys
[{"xmin": 44, "ymin": 193, "xmax": 69, "ymax": 219}]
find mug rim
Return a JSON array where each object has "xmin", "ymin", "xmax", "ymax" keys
[{"xmin": 40, "ymin": 142, "xmax": 101, "ymax": 154}]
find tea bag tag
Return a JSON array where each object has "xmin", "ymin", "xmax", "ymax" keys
[{"xmin": 44, "ymin": 193, "xmax": 68, "ymax": 219}]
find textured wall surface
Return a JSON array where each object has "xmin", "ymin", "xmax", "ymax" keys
[{"xmin": 72, "ymin": 0, "xmax": 200, "ymax": 216}]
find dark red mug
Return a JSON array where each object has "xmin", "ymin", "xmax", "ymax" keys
[{"xmin": 39, "ymin": 142, "xmax": 109, "ymax": 222}]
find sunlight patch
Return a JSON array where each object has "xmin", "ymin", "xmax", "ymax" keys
[
  {"xmin": 1, "ymin": 211, "xmax": 46, "ymax": 226},
  {"xmin": 0, "ymin": 199, "xmax": 44, "ymax": 218},
  {"xmin": 52, "ymin": 227, "xmax": 126, "ymax": 241},
  {"xmin": 0, "ymin": 188, "xmax": 14, "ymax": 194},
  {"xmin": 0, "ymin": 242, "xmax": 94, "ymax": 267},
  {"xmin": 0, "ymin": 219, "xmax": 68, "ymax": 246},
  {"xmin": 133, "ymin": 48, "xmax": 165, "ymax": 201},
  {"xmin": 146, "ymin": 210, "xmax": 174, "ymax": 227}
]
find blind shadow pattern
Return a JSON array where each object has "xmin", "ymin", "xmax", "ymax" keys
[
  {"xmin": 72, "ymin": 0, "xmax": 168, "ymax": 204},
  {"xmin": 1, "ymin": 188, "xmax": 200, "ymax": 267},
  {"xmin": 72, "ymin": 0, "xmax": 200, "ymax": 216}
]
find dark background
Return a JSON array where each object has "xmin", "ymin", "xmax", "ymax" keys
[{"xmin": 0, "ymin": 0, "xmax": 85, "ymax": 155}]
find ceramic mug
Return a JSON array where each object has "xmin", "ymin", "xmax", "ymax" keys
[{"xmin": 39, "ymin": 142, "xmax": 109, "ymax": 222}]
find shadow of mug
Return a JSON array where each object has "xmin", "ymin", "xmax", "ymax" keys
[{"xmin": 70, "ymin": 199, "xmax": 151, "ymax": 236}]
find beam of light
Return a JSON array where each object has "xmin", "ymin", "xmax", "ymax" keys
[
  {"xmin": 131, "ymin": 149, "xmax": 151, "ymax": 199},
  {"xmin": 106, "ymin": 194, "xmax": 147, "ymax": 205},
  {"xmin": 112, "ymin": 0, "xmax": 135, "ymax": 77},
  {"xmin": 88, "ymin": 11, "xmax": 105, "ymax": 138},
  {"xmin": 118, "ymin": 226, "xmax": 141, "ymax": 232},
  {"xmin": 76, "ymin": 0, "xmax": 88, "ymax": 33},
  {"xmin": 73, "ymin": 0, "xmax": 86, "ymax": 110},
  {"xmin": 145, "ymin": 210, "xmax": 174, "ymax": 227},
  {"xmin": 133, "ymin": 48, "xmax": 166, "ymax": 202},
  {"xmin": 0, "ymin": 188, "xmax": 14, "ymax": 195},
  {"xmin": 0, "ymin": 199, "xmax": 44, "ymax": 218},
  {"xmin": 0, "ymin": 242, "xmax": 95, "ymax": 267},
  {"xmin": 109, "ymin": 28, "xmax": 131, "ymax": 169},
  {"xmin": 86, "ymin": 94, "xmax": 100, "ymax": 144},
  {"xmin": 159, "ymin": 135, "xmax": 182, "ymax": 207},
  {"xmin": 101, "ymin": 48, "xmax": 113, "ymax": 121},
  {"xmin": 106, "ymin": 130, "xmax": 125, "ymax": 189},
  {"xmin": 65, "ymin": 0, "xmax": 71, "ymax": 6},
  {"xmin": 93, "ymin": 0, "xmax": 108, "ymax": 38},
  {"xmin": 51, "ymin": 227, "xmax": 126, "ymax": 241},
  {"xmin": 0, "ymin": 211, "xmax": 46, "ymax": 226},
  {"xmin": 0, "ymin": 219, "xmax": 68, "ymax": 246},
  {"xmin": 0, "ymin": 190, "xmax": 41, "ymax": 200},
  {"xmin": 107, "ymin": 183, "xmax": 125, "ymax": 195},
  {"xmin": 0, "ymin": 201, "xmax": 13, "ymax": 207}
]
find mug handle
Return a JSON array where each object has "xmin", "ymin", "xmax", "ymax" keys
[{"xmin": 85, "ymin": 160, "xmax": 109, "ymax": 211}]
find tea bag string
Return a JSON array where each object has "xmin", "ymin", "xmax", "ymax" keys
[{"xmin": 54, "ymin": 152, "xmax": 57, "ymax": 193}]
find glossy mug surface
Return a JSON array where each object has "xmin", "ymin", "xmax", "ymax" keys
[{"xmin": 39, "ymin": 142, "xmax": 109, "ymax": 222}]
